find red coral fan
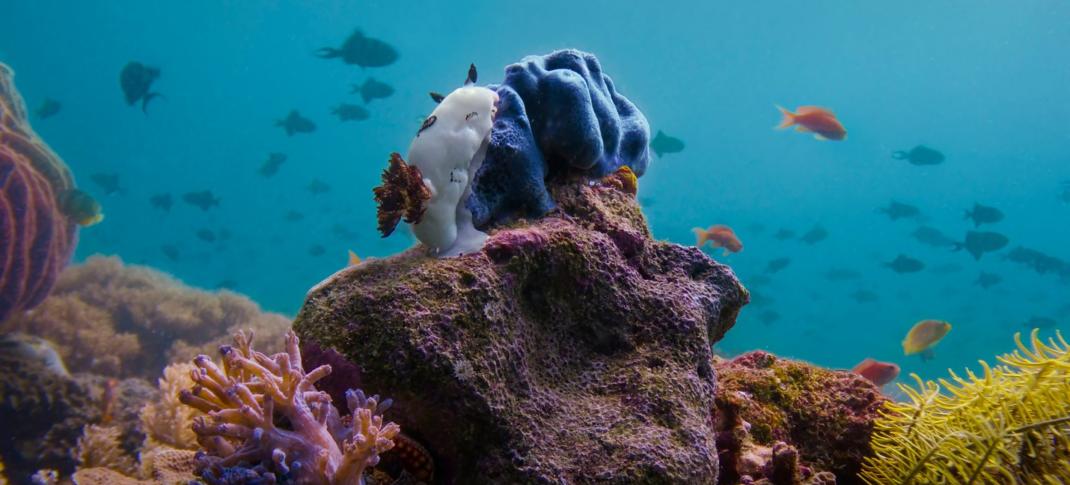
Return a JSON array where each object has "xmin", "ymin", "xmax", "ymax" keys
[
  {"xmin": 0, "ymin": 63, "xmax": 80, "ymax": 322},
  {"xmin": 372, "ymin": 152, "xmax": 430, "ymax": 238}
]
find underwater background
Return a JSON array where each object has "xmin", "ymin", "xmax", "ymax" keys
[{"xmin": 2, "ymin": 0, "xmax": 1069, "ymax": 388}]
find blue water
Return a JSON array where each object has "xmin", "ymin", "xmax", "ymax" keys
[{"xmin": 3, "ymin": 1, "xmax": 1068, "ymax": 384}]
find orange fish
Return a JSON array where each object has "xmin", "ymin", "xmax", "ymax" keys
[
  {"xmin": 693, "ymin": 225, "xmax": 743, "ymax": 255},
  {"xmin": 902, "ymin": 319, "xmax": 952, "ymax": 358},
  {"xmin": 852, "ymin": 358, "xmax": 900, "ymax": 386},
  {"xmin": 775, "ymin": 105, "xmax": 847, "ymax": 141},
  {"xmin": 347, "ymin": 250, "xmax": 361, "ymax": 266}
]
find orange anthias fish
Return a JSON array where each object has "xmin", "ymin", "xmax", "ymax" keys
[
  {"xmin": 693, "ymin": 225, "xmax": 743, "ymax": 255},
  {"xmin": 902, "ymin": 319, "xmax": 952, "ymax": 359},
  {"xmin": 852, "ymin": 358, "xmax": 900, "ymax": 387},
  {"xmin": 775, "ymin": 105, "xmax": 847, "ymax": 141},
  {"xmin": 347, "ymin": 250, "xmax": 361, "ymax": 266}
]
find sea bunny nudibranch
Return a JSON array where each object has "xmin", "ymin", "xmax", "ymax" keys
[{"xmin": 404, "ymin": 65, "xmax": 497, "ymax": 257}]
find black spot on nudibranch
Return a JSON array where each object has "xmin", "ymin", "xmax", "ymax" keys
[
  {"xmin": 465, "ymin": 111, "xmax": 478, "ymax": 121},
  {"xmin": 417, "ymin": 115, "xmax": 436, "ymax": 136}
]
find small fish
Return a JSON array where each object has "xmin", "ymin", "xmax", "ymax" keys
[
  {"xmin": 119, "ymin": 61, "xmax": 163, "ymax": 113},
  {"xmin": 765, "ymin": 257, "xmax": 791, "ymax": 274},
  {"xmin": 1004, "ymin": 246, "xmax": 1070, "ymax": 278},
  {"xmin": 850, "ymin": 289, "xmax": 879, "ymax": 303},
  {"xmin": 884, "ymin": 254, "xmax": 925, "ymax": 273},
  {"xmin": 824, "ymin": 268, "xmax": 861, "ymax": 281},
  {"xmin": 348, "ymin": 250, "xmax": 361, "ymax": 266},
  {"xmin": 0, "ymin": 333, "xmax": 70, "ymax": 377},
  {"xmin": 775, "ymin": 105, "xmax": 847, "ymax": 141},
  {"xmin": 316, "ymin": 29, "xmax": 399, "ymax": 68},
  {"xmin": 975, "ymin": 272, "xmax": 1002, "ymax": 289},
  {"xmin": 953, "ymin": 231, "xmax": 1009, "ymax": 261},
  {"xmin": 1023, "ymin": 316, "xmax": 1057, "ymax": 329},
  {"xmin": 285, "ymin": 211, "xmax": 305, "ymax": 222},
  {"xmin": 307, "ymin": 179, "xmax": 331, "ymax": 195},
  {"xmin": 333, "ymin": 103, "xmax": 370, "ymax": 122},
  {"xmin": 758, "ymin": 310, "xmax": 781, "ymax": 326},
  {"xmin": 650, "ymin": 130, "xmax": 685, "ymax": 157},
  {"xmin": 59, "ymin": 189, "xmax": 104, "ymax": 227},
  {"xmin": 852, "ymin": 358, "xmax": 900, "ymax": 386},
  {"xmin": 963, "ymin": 203, "xmax": 1004, "ymax": 227},
  {"xmin": 90, "ymin": 173, "xmax": 124, "ymax": 195},
  {"xmin": 903, "ymin": 320, "xmax": 952, "ymax": 358},
  {"xmin": 183, "ymin": 190, "xmax": 221, "ymax": 211},
  {"xmin": 100, "ymin": 378, "xmax": 119, "ymax": 425},
  {"xmin": 309, "ymin": 244, "xmax": 326, "ymax": 256},
  {"xmin": 911, "ymin": 226, "xmax": 955, "ymax": 248},
  {"xmin": 35, "ymin": 98, "xmax": 62, "ymax": 119},
  {"xmin": 216, "ymin": 279, "xmax": 239, "ymax": 290},
  {"xmin": 879, "ymin": 201, "xmax": 921, "ymax": 221},
  {"xmin": 773, "ymin": 228, "xmax": 796, "ymax": 241},
  {"xmin": 929, "ymin": 262, "xmax": 963, "ymax": 274},
  {"xmin": 150, "ymin": 193, "xmax": 173, "ymax": 212},
  {"xmin": 276, "ymin": 110, "xmax": 316, "ymax": 136},
  {"xmin": 260, "ymin": 153, "xmax": 287, "ymax": 178},
  {"xmin": 799, "ymin": 224, "xmax": 828, "ymax": 245},
  {"xmin": 692, "ymin": 225, "xmax": 743, "ymax": 255},
  {"xmin": 748, "ymin": 291, "xmax": 774, "ymax": 308},
  {"xmin": 352, "ymin": 77, "xmax": 395, "ymax": 103},
  {"xmin": 196, "ymin": 229, "xmax": 216, "ymax": 242},
  {"xmin": 161, "ymin": 244, "xmax": 180, "ymax": 261},
  {"xmin": 892, "ymin": 145, "xmax": 945, "ymax": 166}
]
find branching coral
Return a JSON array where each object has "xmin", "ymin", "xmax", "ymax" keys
[
  {"xmin": 140, "ymin": 362, "xmax": 202, "ymax": 450},
  {"xmin": 179, "ymin": 330, "xmax": 400, "ymax": 484},
  {"xmin": 861, "ymin": 329, "xmax": 1070, "ymax": 484},
  {"xmin": 0, "ymin": 255, "xmax": 290, "ymax": 378},
  {"xmin": 373, "ymin": 152, "xmax": 430, "ymax": 238}
]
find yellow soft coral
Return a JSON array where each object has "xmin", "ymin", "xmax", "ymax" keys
[
  {"xmin": 74, "ymin": 424, "xmax": 138, "ymax": 476},
  {"xmin": 140, "ymin": 362, "xmax": 202, "ymax": 450},
  {"xmin": 861, "ymin": 329, "xmax": 1070, "ymax": 484}
]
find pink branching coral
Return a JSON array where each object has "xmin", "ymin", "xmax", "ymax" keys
[{"xmin": 179, "ymin": 330, "xmax": 400, "ymax": 485}]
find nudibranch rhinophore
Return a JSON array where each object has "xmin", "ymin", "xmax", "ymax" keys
[{"xmin": 407, "ymin": 65, "xmax": 497, "ymax": 257}]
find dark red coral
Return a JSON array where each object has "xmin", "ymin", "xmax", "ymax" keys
[
  {"xmin": 0, "ymin": 63, "xmax": 79, "ymax": 322},
  {"xmin": 372, "ymin": 152, "xmax": 431, "ymax": 238}
]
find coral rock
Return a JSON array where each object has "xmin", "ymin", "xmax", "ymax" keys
[
  {"xmin": 295, "ymin": 182, "xmax": 747, "ymax": 482},
  {"xmin": 0, "ymin": 63, "xmax": 81, "ymax": 323},
  {"xmin": 468, "ymin": 49, "xmax": 650, "ymax": 229},
  {"xmin": 713, "ymin": 351, "xmax": 887, "ymax": 483}
]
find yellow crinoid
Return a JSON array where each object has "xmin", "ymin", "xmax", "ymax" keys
[{"xmin": 861, "ymin": 329, "xmax": 1070, "ymax": 484}]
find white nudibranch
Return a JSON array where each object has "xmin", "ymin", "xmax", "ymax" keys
[{"xmin": 407, "ymin": 71, "xmax": 498, "ymax": 257}]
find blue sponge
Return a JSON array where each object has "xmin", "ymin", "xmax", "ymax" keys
[{"xmin": 467, "ymin": 49, "xmax": 650, "ymax": 229}]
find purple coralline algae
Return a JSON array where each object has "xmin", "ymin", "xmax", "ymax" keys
[
  {"xmin": 466, "ymin": 49, "xmax": 651, "ymax": 229},
  {"xmin": 295, "ymin": 181, "xmax": 747, "ymax": 482}
]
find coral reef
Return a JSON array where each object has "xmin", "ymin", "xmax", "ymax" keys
[
  {"xmin": 0, "ymin": 63, "xmax": 96, "ymax": 323},
  {"xmin": 713, "ymin": 351, "xmax": 887, "ymax": 483},
  {"xmin": 139, "ymin": 362, "xmax": 202, "ymax": 450},
  {"xmin": 71, "ymin": 447, "xmax": 198, "ymax": 485},
  {"xmin": 373, "ymin": 152, "xmax": 431, "ymax": 238},
  {"xmin": 178, "ymin": 330, "xmax": 400, "ymax": 484},
  {"xmin": 74, "ymin": 425, "xmax": 137, "ymax": 475},
  {"xmin": 1, "ymin": 255, "xmax": 290, "ymax": 379},
  {"xmin": 861, "ymin": 330, "xmax": 1070, "ymax": 484},
  {"xmin": 468, "ymin": 49, "xmax": 651, "ymax": 229},
  {"xmin": 295, "ymin": 180, "xmax": 747, "ymax": 482}
]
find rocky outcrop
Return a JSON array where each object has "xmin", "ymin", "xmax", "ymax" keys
[{"xmin": 295, "ymin": 181, "xmax": 747, "ymax": 483}]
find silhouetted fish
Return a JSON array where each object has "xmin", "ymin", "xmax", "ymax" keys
[
  {"xmin": 975, "ymin": 272, "xmax": 1002, "ymax": 289},
  {"xmin": 119, "ymin": 61, "xmax": 162, "ymax": 113},
  {"xmin": 1004, "ymin": 246, "xmax": 1070, "ymax": 278},
  {"xmin": 964, "ymin": 203, "xmax": 1004, "ymax": 227},
  {"xmin": 161, "ymin": 244, "xmax": 180, "ymax": 261},
  {"xmin": 765, "ymin": 257, "xmax": 791, "ymax": 274},
  {"xmin": 911, "ymin": 226, "xmax": 955, "ymax": 248},
  {"xmin": 276, "ymin": 110, "xmax": 316, "ymax": 136},
  {"xmin": 309, "ymin": 244, "xmax": 326, "ymax": 256},
  {"xmin": 824, "ymin": 268, "xmax": 861, "ymax": 281},
  {"xmin": 90, "ymin": 173, "xmax": 124, "ymax": 195},
  {"xmin": 953, "ymin": 231, "xmax": 1008, "ymax": 260},
  {"xmin": 353, "ymin": 77, "xmax": 394, "ymax": 103},
  {"xmin": 850, "ymin": 289, "xmax": 879, "ymax": 303},
  {"xmin": 150, "ymin": 193, "xmax": 172, "ymax": 212},
  {"xmin": 1023, "ymin": 316, "xmax": 1057, "ymax": 329},
  {"xmin": 260, "ymin": 153, "xmax": 286, "ymax": 177},
  {"xmin": 307, "ymin": 179, "xmax": 331, "ymax": 195},
  {"xmin": 879, "ymin": 201, "xmax": 921, "ymax": 221},
  {"xmin": 285, "ymin": 211, "xmax": 304, "ymax": 222},
  {"xmin": 333, "ymin": 103, "xmax": 369, "ymax": 122},
  {"xmin": 316, "ymin": 29, "xmax": 399, "ymax": 68},
  {"xmin": 216, "ymin": 279, "xmax": 239, "ymax": 290},
  {"xmin": 773, "ymin": 228, "xmax": 796, "ymax": 240},
  {"xmin": 196, "ymin": 229, "xmax": 216, "ymax": 242},
  {"xmin": 884, "ymin": 254, "xmax": 925, "ymax": 273},
  {"xmin": 799, "ymin": 225, "xmax": 828, "ymax": 245},
  {"xmin": 650, "ymin": 130, "xmax": 685, "ymax": 157},
  {"xmin": 183, "ymin": 190, "xmax": 220, "ymax": 211},
  {"xmin": 758, "ymin": 310, "xmax": 781, "ymax": 326},
  {"xmin": 892, "ymin": 145, "xmax": 945, "ymax": 166},
  {"xmin": 35, "ymin": 98, "xmax": 61, "ymax": 119}
]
